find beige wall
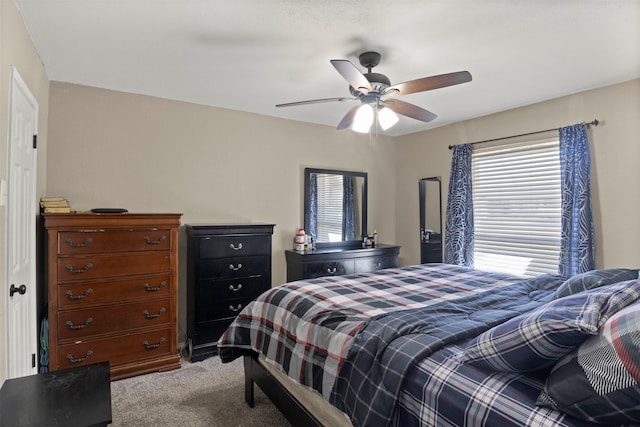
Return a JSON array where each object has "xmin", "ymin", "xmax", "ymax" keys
[
  {"xmin": 0, "ymin": 0, "xmax": 49, "ymax": 383},
  {"xmin": 395, "ymin": 78, "xmax": 640, "ymax": 269},
  {"xmin": 47, "ymin": 80, "xmax": 640, "ymax": 341},
  {"xmin": 46, "ymin": 82, "xmax": 398, "ymax": 332}
]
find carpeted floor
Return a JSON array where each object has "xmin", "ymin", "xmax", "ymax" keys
[{"xmin": 110, "ymin": 356, "xmax": 292, "ymax": 426}]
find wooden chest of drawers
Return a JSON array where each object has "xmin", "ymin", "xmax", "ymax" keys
[
  {"xmin": 186, "ymin": 224, "xmax": 274, "ymax": 361},
  {"xmin": 43, "ymin": 213, "xmax": 182, "ymax": 380},
  {"xmin": 285, "ymin": 244, "xmax": 400, "ymax": 282}
]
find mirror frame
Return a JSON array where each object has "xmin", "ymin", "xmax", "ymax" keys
[
  {"xmin": 419, "ymin": 176, "xmax": 443, "ymax": 238},
  {"xmin": 304, "ymin": 167, "xmax": 368, "ymax": 249}
]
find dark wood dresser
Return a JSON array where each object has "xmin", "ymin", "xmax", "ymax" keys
[
  {"xmin": 186, "ymin": 223, "xmax": 275, "ymax": 361},
  {"xmin": 285, "ymin": 243, "xmax": 400, "ymax": 282},
  {"xmin": 43, "ymin": 213, "xmax": 182, "ymax": 380}
]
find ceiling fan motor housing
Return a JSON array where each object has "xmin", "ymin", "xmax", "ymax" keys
[
  {"xmin": 351, "ymin": 51, "xmax": 391, "ymax": 95},
  {"xmin": 350, "ymin": 72, "xmax": 390, "ymax": 96},
  {"xmin": 366, "ymin": 72, "xmax": 390, "ymax": 89}
]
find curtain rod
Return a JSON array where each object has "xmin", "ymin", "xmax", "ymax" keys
[{"xmin": 447, "ymin": 119, "xmax": 599, "ymax": 150}]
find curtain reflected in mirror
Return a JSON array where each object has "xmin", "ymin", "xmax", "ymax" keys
[{"xmin": 305, "ymin": 168, "xmax": 367, "ymax": 246}]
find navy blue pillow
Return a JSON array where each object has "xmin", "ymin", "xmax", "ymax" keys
[
  {"xmin": 554, "ymin": 268, "xmax": 639, "ymax": 299},
  {"xmin": 461, "ymin": 279, "xmax": 640, "ymax": 372},
  {"xmin": 536, "ymin": 300, "xmax": 640, "ymax": 424}
]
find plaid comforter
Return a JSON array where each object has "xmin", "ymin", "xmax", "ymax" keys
[
  {"xmin": 218, "ymin": 264, "xmax": 565, "ymax": 426},
  {"xmin": 398, "ymin": 343, "xmax": 602, "ymax": 427},
  {"xmin": 329, "ymin": 272, "xmax": 565, "ymax": 426}
]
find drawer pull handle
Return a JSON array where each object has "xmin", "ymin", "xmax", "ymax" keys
[
  {"xmin": 143, "ymin": 337, "xmax": 165, "ymax": 349},
  {"xmin": 143, "ymin": 235, "xmax": 167, "ymax": 245},
  {"xmin": 229, "ymin": 303, "xmax": 242, "ymax": 312},
  {"xmin": 327, "ymin": 267, "xmax": 337, "ymax": 274},
  {"xmin": 230, "ymin": 243, "xmax": 243, "ymax": 251},
  {"xmin": 65, "ymin": 288, "xmax": 93, "ymax": 300},
  {"xmin": 375, "ymin": 262, "xmax": 382, "ymax": 269},
  {"xmin": 229, "ymin": 284, "xmax": 243, "ymax": 292},
  {"xmin": 66, "ymin": 350, "xmax": 93, "ymax": 364},
  {"xmin": 65, "ymin": 263, "xmax": 93, "ymax": 274},
  {"xmin": 228, "ymin": 263, "xmax": 243, "ymax": 271},
  {"xmin": 65, "ymin": 237, "xmax": 93, "ymax": 248},
  {"xmin": 65, "ymin": 318, "xmax": 93, "ymax": 330},
  {"xmin": 144, "ymin": 281, "xmax": 167, "ymax": 292},
  {"xmin": 143, "ymin": 307, "xmax": 166, "ymax": 319}
]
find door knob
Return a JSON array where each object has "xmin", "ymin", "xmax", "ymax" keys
[{"xmin": 9, "ymin": 284, "xmax": 26, "ymax": 297}]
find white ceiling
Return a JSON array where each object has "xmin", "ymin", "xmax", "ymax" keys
[{"xmin": 15, "ymin": 0, "xmax": 640, "ymax": 136}]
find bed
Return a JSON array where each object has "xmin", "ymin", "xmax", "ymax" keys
[{"xmin": 218, "ymin": 263, "xmax": 640, "ymax": 427}]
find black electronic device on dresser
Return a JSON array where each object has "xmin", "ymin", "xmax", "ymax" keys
[
  {"xmin": 285, "ymin": 243, "xmax": 400, "ymax": 282},
  {"xmin": 186, "ymin": 224, "xmax": 275, "ymax": 361}
]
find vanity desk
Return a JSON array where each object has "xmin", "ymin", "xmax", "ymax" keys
[
  {"xmin": 294, "ymin": 167, "xmax": 399, "ymax": 281},
  {"xmin": 285, "ymin": 244, "xmax": 400, "ymax": 282}
]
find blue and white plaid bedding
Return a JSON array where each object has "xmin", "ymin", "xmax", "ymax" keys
[
  {"xmin": 329, "ymin": 272, "xmax": 565, "ymax": 426},
  {"xmin": 218, "ymin": 264, "xmax": 540, "ymax": 399},
  {"xmin": 398, "ymin": 343, "xmax": 602, "ymax": 427},
  {"xmin": 218, "ymin": 264, "xmax": 633, "ymax": 427}
]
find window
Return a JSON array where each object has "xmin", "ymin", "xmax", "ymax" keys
[
  {"xmin": 472, "ymin": 139, "xmax": 561, "ymax": 277},
  {"xmin": 316, "ymin": 174, "xmax": 344, "ymax": 242}
]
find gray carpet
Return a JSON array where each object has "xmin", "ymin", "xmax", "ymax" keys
[{"xmin": 110, "ymin": 356, "xmax": 292, "ymax": 426}]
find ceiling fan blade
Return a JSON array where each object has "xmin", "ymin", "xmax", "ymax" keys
[
  {"xmin": 385, "ymin": 99, "xmax": 437, "ymax": 123},
  {"xmin": 276, "ymin": 97, "xmax": 355, "ymax": 108},
  {"xmin": 330, "ymin": 59, "xmax": 372, "ymax": 94},
  {"xmin": 336, "ymin": 105, "xmax": 360, "ymax": 130},
  {"xmin": 384, "ymin": 71, "xmax": 472, "ymax": 96}
]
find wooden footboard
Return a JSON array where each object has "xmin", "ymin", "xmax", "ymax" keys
[{"xmin": 243, "ymin": 352, "xmax": 323, "ymax": 427}]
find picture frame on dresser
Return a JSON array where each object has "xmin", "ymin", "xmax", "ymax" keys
[{"xmin": 185, "ymin": 223, "xmax": 275, "ymax": 362}]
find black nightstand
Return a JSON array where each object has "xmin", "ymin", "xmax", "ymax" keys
[{"xmin": 0, "ymin": 362, "xmax": 112, "ymax": 427}]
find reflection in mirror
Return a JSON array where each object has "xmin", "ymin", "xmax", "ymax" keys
[
  {"xmin": 421, "ymin": 179, "xmax": 442, "ymax": 234},
  {"xmin": 304, "ymin": 168, "xmax": 367, "ymax": 246},
  {"xmin": 420, "ymin": 177, "xmax": 443, "ymax": 263}
]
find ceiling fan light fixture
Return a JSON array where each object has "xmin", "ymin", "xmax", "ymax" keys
[
  {"xmin": 352, "ymin": 103, "xmax": 374, "ymax": 133},
  {"xmin": 378, "ymin": 107, "xmax": 399, "ymax": 130}
]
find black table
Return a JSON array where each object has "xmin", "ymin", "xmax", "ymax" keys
[{"xmin": 0, "ymin": 362, "xmax": 112, "ymax": 426}]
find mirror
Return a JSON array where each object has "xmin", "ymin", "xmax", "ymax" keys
[
  {"xmin": 304, "ymin": 168, "xmax": 367, "ymax": 247},
  {"xmin": 420, "ymin": 177, "xmax": 443, "ymax": 263}
]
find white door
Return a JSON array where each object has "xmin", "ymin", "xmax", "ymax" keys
[{"xmin": 6, "ymin": 67, "xmax": 38, "ymax": 378}]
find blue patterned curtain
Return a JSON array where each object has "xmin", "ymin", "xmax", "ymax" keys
[
  {"xmin": 444, "ymin": 144, "xmax": 474, "ymax": 266},
  {"xmin": 558, "ymin": 123, "xmax": 595, "ymax": 276},
  {"xmin": 308, "ymin": 173, "xmax": 318, "ymax": 240},
  {"xmin": 342, "ymin": 176, "xmax": 356, "ymax": 240}
]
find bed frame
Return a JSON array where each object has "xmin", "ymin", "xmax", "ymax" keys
[{"xmin": 243, "ymin": 352, "xmax": 324, "ymax": 427}]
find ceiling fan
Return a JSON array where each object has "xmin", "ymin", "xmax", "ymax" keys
[{"xmin": 276, "ymin": 51, "xmax": 472, "ymax": 133}]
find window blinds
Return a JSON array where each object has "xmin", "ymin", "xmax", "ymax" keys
[{"xmin": 472, "ymin": 139, "xmax": 561, "ymax": 277}]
